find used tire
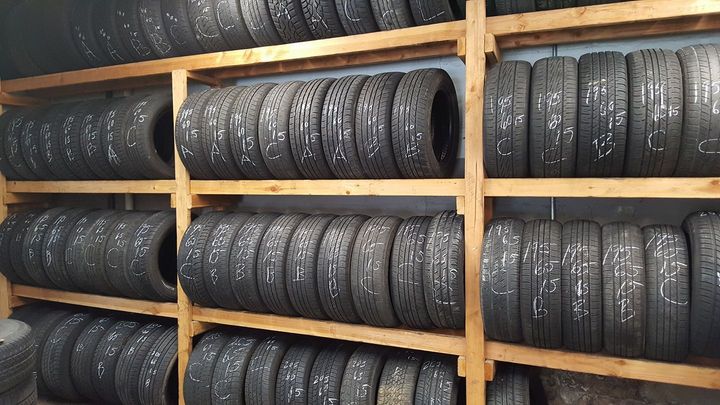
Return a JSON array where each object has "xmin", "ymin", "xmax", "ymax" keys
[
  {"xmin": 120, "ymin": 93, "xmax": 175, "ymax": 179},
  {"xmin": 290, "ymin": 78, "xmax": 336, "ymax": 178},
  {"xmin": 259, "ymin": 81, "xmax": 305, "ymax": 179},
  {"xmin": 91, "ymin": 320, "xmax": 144, "ymax": 403},
  {"xmin": 241, "ymin": 0, "xmax": 284, "ymax": 46},
  {"xmin": 72, "ymin": 210, "xmax": 126, "ymax": 295},
  {"xmin": 104, "ymin": 212, "xmax": 153, "ymax": 299},
  {"xmin": 176, "ymin": 90, "xmax": 217, "ymax": 179},
  {"xmin": 23, "ymin": 207, "xmax": 70, "ymax": 288},
  {"xmin": 371, "ymin": 0, "xmax": 415, "ymax": 30},
  {"xmin": 115, "ymin": 322, "xmax": 169, "ymax": 405},
  {"xmin": 139, "ymin": 0, "xmax": 178, "ymax": 58},
  {"xmin": 410, "ymin": 0, "xmax": 456, "ymax": 25},
  {"xmin": 185, "ymin": 330, "xmax": 231, "ymax": 404},
  {"xmin": 230, "ymin": 84, "xmax": 277, "ymax": 179},
  {"xmin": 210, "ymin": 333, "xmax": 262, "ymax": 404},
  {"xmin": 92, "ymin": 0, "xmax": 135, "ymax": 64},
  {"xmin": 161, "ymin": 0, "xmax": 205, "ymax": 55},
  {"xmin": 275, "ymin": 341, "xmax": 320, "ymax": 404},
  {"xmin": 10, "ymin": 210, "xmax": 43, "ymax": 286},
  {"xmin": 116, "ymin": 0, "xmax": 157, "ymax": 61},
  {"xmin": 307, "ymin": 342, "xmax": 355, "ymax": 405},
  {"xmin": 0, "ymin": 212, "xmax": 37, "ymax": 283},
  {"xmin": 303, "ymin": 0, "xmax": 346, "ymax": 39},
  {"xmin": 138, "ymin": 326, "xmax": 178, "ymax": 405},
  {"xmin": 269, "ymin": 0, "xmax": 315, "ymax": 42},
  {"xmin": 212, "ymin": 0, "xmax": 258, "ymax": 49},
  {"xmin": 377, "ymin": 350, "xmax": 422, "ymax": 404},
  {"xmin": 414, "ymin": 355, "xmax": 460, "ymax": 405},
  {"xmin": 178, "ymin": 212, "xmax": 228, "ymax": 307},
  {"xmin": 125, "ymin": 210, "xmax": 177, "ymax": 301},
  {"xmin": 0, "ymin": 375, "xmax": 37, "ymax": 405},
  {"xmin": 494, "ymin": 0, "xmax": 535, "ymax": 14},
  {"xmin": 188, "ymin": 0, "xmax": 230, "ymax": 52},
  {"xmin": 43, "ymin": 208, "xmax": 93, "ymax": 291},
  {"xmin": 339, "ymin": 345, "xmax": 386, "ymax": 405},
  {"xmin": 1, "ymin": 110, "xmax": 36, "ymax": 179},
  {"xmin": 245, "ymin": 335, "xmax": 292, "ymax": 405},
  {"xmin": 486, "ymin": 364, "xmax": 530, "ymax": 405},
  {"xmin": 335, "ymin": 0, "xmax": 378, "ymax": 34},
  {"xmin": 71, "ymin": 0, "xmax": 112, "ymax": 67},
  {"xmin": 0, "ymin": 319, "xmax": 35, "ymax": 394},
  {"xmin": 65, "ymin": 209, "xmax": 116, "ymax": 293},
  {"xmin": 70, "ymin": 316, "xmax": 119, "ymax": 401}
]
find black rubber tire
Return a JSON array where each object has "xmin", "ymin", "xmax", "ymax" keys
[
  {"xmin": 371, "ymin": 0, "xmax": 415, "ymax": 30},
  {"xmin": 351, "ymin": 215, "xmax": 402, "ymax": 327},
  {"xmin": 536, "ymin": 0, "xmax": 575, "ymax": 9},
  {"xmin": 259, "ymin": 81, "xmax": 305, "ymax": 179},
  {"xmin": 203, "ymin": 212, "xmax": 253, "ymax": 309},
  {"xmin": 125, "ymin": 210, "xmax": 177, "ymax": 301},
  {"xmin": 105, "ymin": 97, "xmax": 147, "ymax": 179},
  {"xmin": 115, "ymin": 0, "xmax": 157, "ymax": 61},
  {"xmin": 71, "ymin": 0, "xmax": 112, "ymax": 67},
  {"xmin": 185, "ymin": 330, "xmax": 231, "ymax": 404},
  {"xmin": 2, "ymin": 2, "xmax": 45, "ymax": 78},
  {"xmin": 162, "ymin": 0, "xmax": 205, "ymax": 55},
  {"xmin": 577, "ymin": 51, "xmax": 629, "ymax": 177},
  {"xmin": 176, "ymin": 89, "xmax": 218, "ymax": 179},
  {"xmin": 92, "ymin": 0, "xmax": 135, "ymax": 64},
  {"xmin": 410, "ymin": 0, "xmax": 456, "ymax": 25},
  {"xmin": 486, "ymin": 364, "xmax": 530, "ymax": 405},
  {"xmin": 138, "ymin": 326, "xmax": 178, "ymax": 405},
  {"xmin": 4, "ymin": 110, "xmax": 37, "ymax": 180},
  {"xmin": 561, "ymin": 220, "xmax": 603, "ymax": 353},
  {"xmin": 206, "ymin": 86, "xmax": 247, "ymax": 179},
  {"xmin": 0, "ymin": 212, "xmax": 37, "ymax": 283},
  {"xmin": 393, "ymin": 68, "xmax": 460, "ymax": 178},
  {"xmin": 675, "ymin": 44, "xmax": 720, "ymax": 176},
  {"xmin": 20, "ymin": 107, "xmax": 56, "ymax": 179},
  {"xmin": 241, "ymin": 0, "xmax": 284, "ymax": 46},
  {"xmin": 229, "ymin": 213, "xmax": 280, "ymax": 312},
  {"xmin": 269, "ymin": 0, "xmax": 315, "ymax": 42},
  {"xmin": 642, "ymin": 224, "xmax": 690, "ymax": 362},
  {"xmin": 210, "ymin": 333, "xmax": 262, "ymax": 404},
  {"xmin": 0, "ymin": 1, "xmax": 20, "ymax": 79},
  {"xmin": 40, "ymin": 104, "xmax": 79, "ymax": 180},
  {"xmin": 414, "ymin": 355, "xmax": 460, "ymax": 405},
  {"xmin": 101, "ymin": 97, "xmax": 142, "ymax": 179},
  {"xmin": 72, "ymin": 210, "xmax": 126, "ymax": 295},
  {"xmin": 91, "ymin": 319, "xmax": 144, "ymax": 403},
  {"xmin": 624, "ymin": 49, "xmax": 683, "ymax": 177},
  {"xmin": 26, "ymin": 0, "xmax": 88, "ymax": 73},
  {"xmin": 22, "ymin": 207, "xmax": 71, "ymax": 288},
  {"xmin": 481, "ymin": 217, "xmax": 524, "ymax": 342},
  {"xmin": 41, "ymin": 311, "xmax": 97, "ymax": 401},
  {"xmin": 335, "ymin": 0, "xmax": 378, "ymax": 34},
  {"xmin": 377, "ymin": 350, "xmax": 422, "ymax": 404},
  {"xmin": 307, "ymin": 342, "xmax": 355, "ymax": 405},
  {"xmin": 0, "ymin": 318, "xmax": 35, "ymax": 394},
  {"xmin": 286, "ymin": 214, "xmax": 336, "ymax": 319},
  {"xmin": 120, "ymin": 93, "xmax": 175, "ymax": 179},
  {"xmin": 317, "ymin": 214, "xmax": 368, "ymax": 323},
  {"xmin": 115, "ymin": 322, "xmax": 170, "ymax": 405},
  {"xmin": 339, "ymin": 345, "xmax": 386, "ymax": 405},
  {"xmin": 178, "ymin": 212, "xmax": 227, "ymax": 307},
  {"xmin": 529, "ymin": 56, "xmax": 578, "ymax": 177},
  {"xmin": 290, "ymin": 78, "xmax": 336, "ymax": 178},
  {"xmin": 70, "ymin": 316, "xmax": 119, "ymax": 401},
  {"xmin": 65, "ymin": 209, "xmax": 116, "ymax": 293},
  {"xmin": 0, "ymin": 374, "xmax": 37, "ymax": 405},
  {"xmin": 104, "ymin": 212, "xmax": 153, "ymax": 299},
  {"xmin": 483, "ymin": 61, "xmax": 531, "ymax": 178},
  {"xmin": 231, "ymin": 83, "xmax": 278, "ymax": 179},
  {"xmin": 302, "ymin": 0, "xmax": 347, "ymax": 39},
  {"xmin": 0, "ymin": 110, "xmax": 26, "ymax": 179},
  {"xmin": 258, "ymin": 213, "xmax": 308, "ymax": 315},
  {"xmin": 682, "ymin": 212, "xmax": 720, "ymax": 358},
  {"xmin": 494, "ymin": 0, "xmax": 535, "ymax": 14},
  {"xmin": 188, "ymin": 0, "xmax": 231, "ymax": 52},
  {"xmin": 519, "ymin": 219, "xmax": 562, "ymax": 348},
  {"xmin": 9, "ymin": 210, "xmax": 43, "ymax": 286},
  {"xmin": 390, "ymin": 216, "xmax": 434, "ymax": 329},
  {"xmin": 275, "ymin": 341, "xmax": 320, "ymax": 404},
  {"xmin": 60, "ymin": 102, "xmax": 98, "ymax": 179},
  {"xmin": 245, "ymin": 335, "xmax": 292, "ymax": 405},
  {"xmin": 84, "ymin": 100, "xmax": 121, "ymax": 179},
  {"xmin": 424, "ymin": 210, "xmax": 465, "ymax": 329},
  {"xmin": 42, "ymin": 208, "xmax": 93, "ymax": 291},
  {"xmin": 321, "ymin": 74, "xmax": 370, "ymax": 178},
  {"xmin": 213, "ymin": 0, "xmax": 258, "ymax": 49},
  {"xmin": 139, "ymin": 0, "xmax": 178, "ymax": 58},
  {"xmin": 601, "ymin": 222, "xmax": 646, "ymax": 357}
]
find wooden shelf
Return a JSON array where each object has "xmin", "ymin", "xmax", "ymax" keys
[
  {"xmin": 193, "ymin": 306, "xmax": 465, "ymax": 355},
  {"xmin": 489, "ymin": 0, "xmax": 720, "ymax": 49},
  {"xmin": 12, "ymin": 285, "xmax": 178, "ymax": 318},
  {"xmin": 7, "ymin": 180, "xmax": 176, "ymax": 194},
  {"xmin": 1, "ymin": 21, "xmax": 464, "ymax": 95},
  {"xmin": 485, "ymin": 342, "xmax": 720, "ymax": 389},
  {"xmin": 483, "ymin": 178, "xmax": 720, "ymax": 198},
  {"xmin": 191, "ymin": 179, "xmax": 464, "ymax": 197}
]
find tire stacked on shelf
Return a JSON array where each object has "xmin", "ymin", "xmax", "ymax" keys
[
  {"xmin": 0, "ymin": 208, "xmax": 177, "ymax": 301},
  {"xmin": 175, "ymin": 68, "xmax": 460, "ymax": 179},
  {"xmin": 491, "ymin": 0, "xmax": 625, "ymax": 15},
  {"xmin": 10, "ymin": 303, "xmax": 178, "ymax": 405},
  {"xmin": 0, "ymin": 0, "xmax": 463, "ymax": 80},
  {"xmin": 483, "ymin": 43, "xmax": 720, "ymax": 178},
  {"xmin": 0, "ymin": 318, "xmax": 37, "ymax": 405},
  {"xmin": 479, "ymin": 211, "xmax": 720, "ymax": 362},
  {"xmin": 183, "ymin": 328, "xmax": 462, "ymax": 405},
  {"xmin": 0, "ymin": 93, "xmax": 175, "ymax": 180},
  {"xmin": 178, "ymin": 210, "xmax": 465, "ymax": 329}
]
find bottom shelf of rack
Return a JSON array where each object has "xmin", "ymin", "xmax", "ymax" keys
[
  {"xmin": 485, "ymin": 341, "xmax": 720, "ymax": 389},
  {"xmin": 12, "ymin": 285, "xmax": 178, "ymax": 318},
  {"xmin": 193, "ymin": 306, "xmax": 465, "ymax": 356}
]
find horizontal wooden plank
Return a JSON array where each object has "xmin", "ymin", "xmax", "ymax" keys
[
  {"xmin": 485, "ymin": 342, "xmax": 720, "ymax": 389},
  {"xmin": 1, "ymin": 22, "xmax": 464, "ymax": 94},
  {"xmin": 483, "ymin": 178, "xmax": 720, "ymax": 198},
  {"xmin": 191, "ymin": 179, "xmax": 464, "ymax": 196},
  {"xmin": 193, "ymin": 306, "xmax": 465, "ymax": 355},
  {"xmin": 7, "ymin": 180, "xmax": 176, "ymax": 194},
  {"xmin": 13, "ymin": 285, "xmax": 178, "ymax": 318}
]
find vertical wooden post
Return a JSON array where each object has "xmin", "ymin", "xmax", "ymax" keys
[
  {"xmin": 172, "ymin": 70, "xmax": 192, "ymax": 405},
  {"xmin": 464, "ymin": 1, "xmax": 487, "ymax": 403},
  {"xmin": 0, "ymin": 96, "xmax": 10, "ymax": 318}
]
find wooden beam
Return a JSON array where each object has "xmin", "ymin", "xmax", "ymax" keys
[
  {"xmin": 191, "ymin": 321, "xmax": 215, "ymax": 336},
  {"xmin": 484, "ymin": 178, "xmax": 720, "ymax": 198},
  {"xmin": 484, "ymin": 34, "xmax": 501, "ymax": 64},
  {"xmin": 10, "ymin": 295, "xmax": 33, "ymax": 308},
  {"xmin": 456, "ymin": 196, "xmax": 465, "ymax": 215},
  {"xmin": 191, "ymin": 179, "xmax": 464, "ymax": 197},
  {"xmin": 170, "ymin": 194, "xmax": 238, "ymax": 209},
  {"xmin": 193, "ymin": 306, "xmax": 466, "ymax": 356},
  {"xmin": 12, "ymin": 285, "xmax": 178, "ymax": 317},
  {"xmin": 7, "ymin": 180, "xmax": 176, "ymax": 194},
  {"xmin": 485, "ymin": 359, "xmax": 496, "ymax": 381},
  {"xmin": 5, "ymin": 193, "xmax": 53, "ymax": 205},
  {"xmin": 0, "ymin": 92, "xmax": 44, "ymax": 106},
  {"xmin": 486, "ymin": 342, "xmax": 720, "ymax": 389},
  {"xmin": 458, "ymin": 356, "xmax": 466, "ymax": 377},
  {"xmin": 186, "ymin": 71, "xmax": 222, "ymax": 87}
]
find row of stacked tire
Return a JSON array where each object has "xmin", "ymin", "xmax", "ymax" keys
[
  {"xmin": 9, "ymin": 303, "xmax": 178, "ymax": 405},
  {"xmin": 176, "ymin": 68, "xmax": 459, "ymax": 179},
  {"xmin": 0, "ymin": 0, "xmax": 462, "ymax": 79},
  {"xmin": 480, "ymin": 211, "xmax": 720, "ymax": 362},
  {"xmin": 179, "ymin": 210, "xmax": 465, "ymax": 329},
  {"xmin": 489, "ymin": 0, "xmax": 623, "ymax": 15},
  {"xmin": 0, "ymin": 319, "xmax": 36, "ymax": 404},
  {"xmin": 0, "ymin": 93, "xmax": 175, "ymax": 180},
  {"xmin": 0, "ymin": 208, "xmax": 178, "ymax": 301},
  {"xmin": 483, "ymin": 44, "xmax": 720, "ymax": 178},
  {"xmin": 184, "ymin": 328, "xmax": 462, "ymax": 404}
]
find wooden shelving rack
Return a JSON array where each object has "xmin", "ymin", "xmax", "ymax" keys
[{"xmin": 1, "ymin": 1, "xmax": 719, "ymax": 403}]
